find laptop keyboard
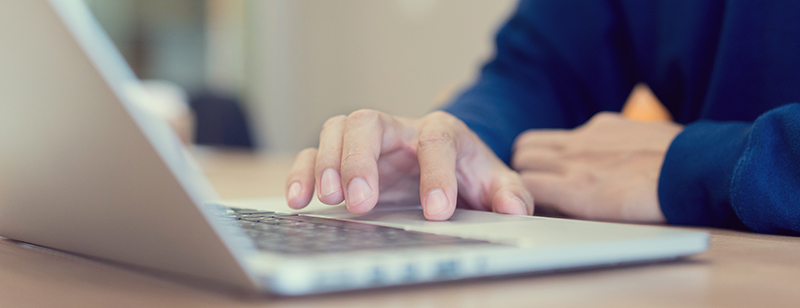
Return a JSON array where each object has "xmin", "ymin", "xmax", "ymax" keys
[{"xmin": 219, "ymin": 208, "xmax": 492, "ymax": 255}]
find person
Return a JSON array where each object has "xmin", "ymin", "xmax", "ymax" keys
[{"xmin": 284, "ymin": 0, "xmax": 800, "ymax": 235}]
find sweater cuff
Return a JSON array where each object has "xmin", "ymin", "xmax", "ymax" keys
[{"xmin": 658, "ymin": 120, "xmax": 751, "ymax": 229}]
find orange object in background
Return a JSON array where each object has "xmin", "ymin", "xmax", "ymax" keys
[{"xmin": 622, "ymin": 83, "xmax": 673, "ymax": 122}]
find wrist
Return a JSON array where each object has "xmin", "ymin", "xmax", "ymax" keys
[{"xmin": 658, "ymin": 120, "xmax": 751, "ymax": 228}]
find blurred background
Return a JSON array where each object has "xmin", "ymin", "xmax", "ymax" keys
[{"xmin": 83, "ymin": 0, "xmax": 519, "ymax": 154}]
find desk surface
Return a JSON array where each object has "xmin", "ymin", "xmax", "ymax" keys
[{"xmin": 1, "ymin": 148, "xmax": 798, "ymax": 308}]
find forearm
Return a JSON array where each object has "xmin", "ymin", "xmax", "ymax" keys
[
  {"xmin": 443, "ymin": 68, "xmax": 569, "ymax": 164},
  {"xmin": 444, "ymin": 0, "xmax": 637, "ymax": 164}
]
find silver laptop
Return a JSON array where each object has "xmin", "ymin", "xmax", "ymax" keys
[{"xmin": 0, "ymin": 0, "xmax": 708, "ymax": 296}]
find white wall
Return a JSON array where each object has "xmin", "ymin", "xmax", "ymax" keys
[{"xmin": 245, "ymin": 0, "xmax": 518, "ymax": 153}]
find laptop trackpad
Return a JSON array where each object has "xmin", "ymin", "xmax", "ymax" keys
[{"xmin": 310, "ymin": 204, "xmax": 533, "ymax": 226}]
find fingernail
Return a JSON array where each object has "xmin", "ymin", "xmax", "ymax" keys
[
  {"xmin": 320, "ymin": 168, "xmax": 342, "ymax": 197},
  {"xmin": 346, "ymin": 177, "xmax": 373, "ymax": 210},
  {"xmin": 287, "ymin": 182, "xmax": 301, "ymax": 201},
  {"xmin": 511, "ymin": 195, "xmax": 528, "ymax": 215},
  {"xmin": 424, "ymin": 189, "xmax": 449, "ymax": 217}
]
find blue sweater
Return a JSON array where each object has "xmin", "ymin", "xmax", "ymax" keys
[{"xmin": 444, "ymin": 0, "xmax": 800, "ymax": 234}]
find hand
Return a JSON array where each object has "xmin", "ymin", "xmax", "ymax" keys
[
  {"xmin": 285, "ymin": 110, "xmax": 533, "ymax": 220},
  {"xmin": 511, "ymin": 112, "xmax": 683, "ymax": 223}
]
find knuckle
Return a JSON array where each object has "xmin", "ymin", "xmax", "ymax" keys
[
  {"xmin": 425, "ymin": 110, "xmax": 453, "ymax": 120},
  {"xmin": 418, "ymin": 130, "xmax": 455, "ymax": 149},
  {"xmin": 322, "ymin": 115, "xmax": 346, "ymax": 129},
  {"xmin": 340, "ymin": 150, "xmax": 372, "ymax": 168},
  {"xmin": 424, "ymin": 111, "xmax": 470, "ymax": 137},
  {"xmin": 297, "ymin": 147, "xmax": 317, "ymax": 159},
  {"xmin": 581, "ymin": 113, "xmax": 613, "ymax": 130},
  {"xmin": 425, "ymin": 111, "xmax": 462, "ymax": 127},
  {"xmin": 513, "ymin": 130, "xmax": 533, "ymax": 147},
  {"xmin": 347, "ymin": 109, "xmax": 381, "ymax": 123},
  {"xmin": 592, "ymin": 111, "xmax": 619, "ymax": 122}
]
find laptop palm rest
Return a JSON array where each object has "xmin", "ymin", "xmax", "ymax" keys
[{"xmin": 220, "ymin": 198, "xmax": 703, "ymax": 247}]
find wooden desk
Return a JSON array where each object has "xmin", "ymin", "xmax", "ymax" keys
[{"xmin": 1, "ymin": 148, "xmax": 798, "ymax": 307}]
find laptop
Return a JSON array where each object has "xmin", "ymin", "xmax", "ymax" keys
[{"xmin": 0, "ymin": 0, "xmax": 708, "ymax": 296}]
